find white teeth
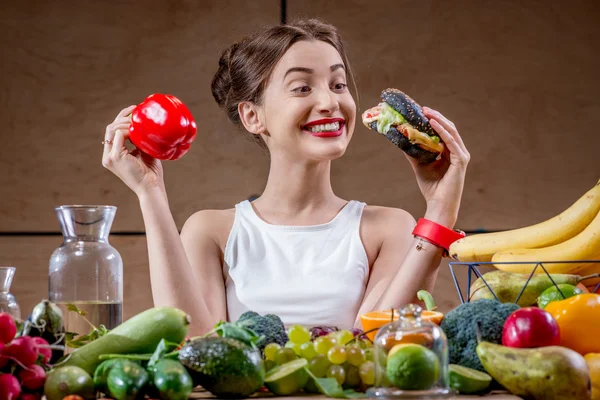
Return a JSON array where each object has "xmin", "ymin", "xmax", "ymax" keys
[{"xmin": 308, "ymin": 122, "xmax": 340, "ymax": 133}]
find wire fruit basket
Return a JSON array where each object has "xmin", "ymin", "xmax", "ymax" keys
[{"xmin": 448, "ymin": 260, "xmax": 600, "ymax": 304}]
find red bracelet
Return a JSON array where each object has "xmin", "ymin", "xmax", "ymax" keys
[{"xmin": 412, "ymin": 218, "xmax": 465, "ymax": 255}]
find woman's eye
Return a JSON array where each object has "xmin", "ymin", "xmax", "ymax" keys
[
  {"xmin": 333, "ymin": 83, "xmax": 348, "ymax": 91},
  {"xmin": 293, "ymin": 85, "xmax": 311, "ymax": 93}
]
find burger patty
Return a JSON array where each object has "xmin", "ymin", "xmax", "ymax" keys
[{"xmin": 370, "ymin": 121, "xmax": 440, "ymax": 164}]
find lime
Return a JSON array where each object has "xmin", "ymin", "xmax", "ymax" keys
[
  {"xmin": 388, "ymin": 343, "xmax": 413, "ymax": 360},
  {"xmin": 448, "ymin": 364, "xmax": 492, "ymax": 394},
  {"xmin": 264, "ymin": 358, "xmax": 309, "ymax": 395},
  {"xmin": 385, "ymin": 344, "xmax": 439, "ymax": 390},
  {"xmin": 537, "ymin": 284, "xmax": 583, "ymax": 309}
]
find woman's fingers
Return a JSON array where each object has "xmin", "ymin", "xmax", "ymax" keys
[
  {"xmin": 429, "ymin": 119, "xmax": 468, "ymax": 163},
  {"xmin": 423, "ymin": 107, "xmax": 466, "ymax": 148},
  {"xmin": 113, "ymin": 105, "xmax": 136, "ymax": 123},
  {"xmin": 110, "ymin": 128, "xmax": 130, "ymax": 158},
  {"xmin": 103, "ymin": 122, "xmax": 132, "ymax": 168},
  {"xmin": 423, "ymin": 107, "xmax": 470, "ymax": 163}
]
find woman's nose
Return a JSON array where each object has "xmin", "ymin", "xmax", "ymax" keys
[{"xmin": 316, "ymin": 88, "xmax": 339, "ymax": 114}]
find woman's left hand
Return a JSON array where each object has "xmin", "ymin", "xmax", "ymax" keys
[{"xmin": 404, "ymin": 107, "xmax": 470, "ymax": 228}]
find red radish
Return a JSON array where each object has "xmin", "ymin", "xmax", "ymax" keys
[
  {"xmin": 31, "ymin": 337, "xmax": 51, "ymax": 364},
  {"xmin": 17, "ymin": 393, "xmax": 40, "ymax": 400},
  {"xmin": 18, "ymin": 364, "xmax": 46, "ymax": 390},
  {"xmin": 0, "ymin": 373, "xmax": 21, "ymax": 400},
  {"xmin": 0, "ymin": 343, "xmax": 7, "ymax": 368},
  {"xmin": 0, "ymin": 313, "xmax": 17, "ymax": 344},
  {"xmin": 5, "ymin": 336, "xmax": 38, "ymax": 366},
  {"xmin": 502, "ymin": 307, "xmax": 560, "ymax": 348}
]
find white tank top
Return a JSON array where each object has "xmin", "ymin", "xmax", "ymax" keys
[{"xmin": 224, "ymin": 200, "xmax": 369, "ymax": 329}]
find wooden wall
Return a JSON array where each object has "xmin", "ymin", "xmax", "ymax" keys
[{"xmin": 1, "ymin": 0, "xmax": 598, "ymax": 321}]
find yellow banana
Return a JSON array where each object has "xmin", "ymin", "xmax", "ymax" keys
[
  {"xmin": 491, "ymin": 207, "xmax": 600, "ymax": 274},
  {"xmin": 449, "ymin": 179, "xmax": 600, "ymax": 262}
]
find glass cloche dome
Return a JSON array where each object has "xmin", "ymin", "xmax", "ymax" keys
[{"xmin": 366, "ymin": 303, "xmax": 455, "ymax": 399}]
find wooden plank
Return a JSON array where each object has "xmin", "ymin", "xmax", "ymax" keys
[
  {"xmin": 0, "ymin": 0, "xmax": 276, "ymax": 233},
  {"xmin": 287, "ymin": 0, "xmax": 600, "ymax": 232},
  {"xmin": 0, "ymin": 1, "xmax": 598, "ymax": 234}
]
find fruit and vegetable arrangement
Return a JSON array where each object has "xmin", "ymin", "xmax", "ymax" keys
[
  {"xmin": 439, "ymin": 177, "xmax": 600, "ymax": 399},
  {"xmin": 2, "ymin": 179, "xmax": 599, "ymax": 399},
  {"xmin": 2, "ymin": 287, "xmax": 600, "ymax": 399}
]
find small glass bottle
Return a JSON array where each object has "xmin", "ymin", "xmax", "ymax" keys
[
  {"xmin": 367, "ymin": 304, "xmax": 455, "ymax": 399},
  {"xmin": 49, "ymin": 205, "xmax": 123, "ymax": 339},
  {"xmin": 0, "ymin": 266, "xmax": 21, "ymax": 320}
]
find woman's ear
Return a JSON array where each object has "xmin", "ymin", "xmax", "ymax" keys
[{"xmin": 238, "ymin": 101, "xmax": 266, "ymax": 136}]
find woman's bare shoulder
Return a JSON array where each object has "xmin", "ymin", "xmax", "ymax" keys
[
  {"xmin": 361, "ymin": 205, "xmax": 417, "ymax": 230},
  {"xmin": 358, "ymin": 204, "xmax": 417, "ymax": 266},
  {"xmin": 182, "ymin": 208, "xmax": 236, "ymax": 250},
  {"xmin": 185, "ymin": 208, "xmax": 235, "ymax": 225}
]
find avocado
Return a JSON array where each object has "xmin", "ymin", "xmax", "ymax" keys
[{"xmin": 178, "ymin": 336, "xmax": 264, "ymax": 398}]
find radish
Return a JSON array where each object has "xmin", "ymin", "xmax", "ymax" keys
[
  {"xmin": 5, "ymin": 336, "xmax": 37, "ymax": 366},
  {"xmin": 0, "ymin": 343, "xmax": 7, "ymax": 368},
  {"xmin": 19, "ymin": 394, "xmax": 41, "ymax": 400},
  {"xmin": 0, "ymin": 373, "xmax": 21, "ymax": 400},
  {"xmin": 31, "ymin": 337, "xmax": 51, "ymax": 365},
  {"xmin": 0, "ymin": 313, "xmax": 17, "ymax": 344},
  {"xmin": 18, "ymin": 364, "xmax": 46, "ymax": 390}
]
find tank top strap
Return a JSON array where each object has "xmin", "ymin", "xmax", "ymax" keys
[{"xmin": 344, "ymin": 200, "xmax": 367, "ymax": 227}]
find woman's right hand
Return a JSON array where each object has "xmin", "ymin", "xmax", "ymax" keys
[{"xmin": 102, "ymin": 105, "xmax": 165, "ymax": 196}]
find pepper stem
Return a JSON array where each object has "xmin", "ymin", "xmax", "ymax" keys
[{"xmin": 417, "ymin": 290, "xmax": 438, "ymax": 311}]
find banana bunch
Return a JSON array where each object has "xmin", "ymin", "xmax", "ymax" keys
[{"xmin": 449, "ymin": 179, "xmax": 600, "ymax": 274}]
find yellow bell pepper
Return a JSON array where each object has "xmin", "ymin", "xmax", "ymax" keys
[
  {"xmin": 546, "ymin": 293, "xmax": 600, "ymax": 355},
  {"xmin": 585, "ymin": 353, "xmax": 600, "ymax": 400}
]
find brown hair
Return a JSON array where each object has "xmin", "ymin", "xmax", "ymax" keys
[{"xmin": 211, "ymin": 18, "xmax": 357, "ymax": 148}]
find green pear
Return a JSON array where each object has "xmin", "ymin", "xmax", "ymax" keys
[
  {"xmin": 469, "ymin": 271, "xmax": 588, "ymax": 306},
  {"xmin": 476, "ymin": 342, "xmax": 591, "ymax": 400}
]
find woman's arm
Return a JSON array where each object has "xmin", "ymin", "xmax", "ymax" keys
[
  {"xmin": 101, "ymin": 107, "xmax": 226, "ymax": 336},
  {"xmin": 354, "ymin": 105, "xmax": 469, "ymax": 326},
  {"xmin": 139, "ymin": 186, "xmax": 226, "ymax": 336},
  {"xmin": 354, "ymin": 206, "xmax": 454, "ymax": 325}
]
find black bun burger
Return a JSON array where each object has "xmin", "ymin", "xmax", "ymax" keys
[{"xmin": 362, "ymin": 88, "xmax": 444, "ymax": 164}]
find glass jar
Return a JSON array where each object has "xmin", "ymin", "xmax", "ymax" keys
[
  {"xmin": 0, "ymin": 266, "xmax": 21, "ymax": 320},
  {"xmin": 367, "ymin": 304, "xmax": 455, "ymax": 399},
  {"xmin": 49, "ymin": 205, "xmax": 123, "ymax": 339}
]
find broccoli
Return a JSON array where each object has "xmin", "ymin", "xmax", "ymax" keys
[
  {"xmin": 236, "ymin": 311, "xmax": 288, "ymax": 354},
  {"xmin": 440, "ymin": 299, "xmax": 519, "ymax": 372}
]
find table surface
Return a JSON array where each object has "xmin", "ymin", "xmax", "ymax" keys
[{"xmin": 188, "ymin": 387, "xmax": 522, "ymax": 399}]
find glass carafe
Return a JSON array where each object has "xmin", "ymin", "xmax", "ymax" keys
[
  {"xmin": 0, "ymin": 267, "xmax": 21, "ymax": 320},
  {"xmin": 49, "ymin": 205, "xmax": 123, "ymax": 339}
]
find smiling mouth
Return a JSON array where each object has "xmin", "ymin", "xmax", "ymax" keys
[{"xmin": 302, "ymin": 119, "xmax": 345, "ymax": 137}]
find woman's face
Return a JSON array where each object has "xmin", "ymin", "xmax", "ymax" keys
[{"xmin": 258, "ymin": 40, "xmax": 356, "ymax": 162}]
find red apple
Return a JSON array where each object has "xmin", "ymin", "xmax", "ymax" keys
[{"xmin": 502, "ymin": 307, "xmax": 560, "ymax": 348}]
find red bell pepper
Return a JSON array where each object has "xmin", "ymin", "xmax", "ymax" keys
[{"xmin": 129, "ymin": 94, "xmax": 197, "ymax": 160}]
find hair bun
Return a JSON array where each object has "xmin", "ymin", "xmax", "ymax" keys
[{"xmin": 211, "ymin": 43, "xmax": 239, "ymax": 109}]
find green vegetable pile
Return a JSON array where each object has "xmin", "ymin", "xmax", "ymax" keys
[
  {"xmin": 237, "ymin": 311, "xmax": 288, "ymax": 354},
  {"xmin": 93, "ymin": 339, "xmax": 193, "ymax": 400},
  {"xmin": 440, "ymin": 299, "xmax": 519, "ymax": 371}
]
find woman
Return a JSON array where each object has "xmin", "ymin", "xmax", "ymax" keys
[{"xmin": 101, "ymin": 19, "xmax": 470, "ymax": 336}]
